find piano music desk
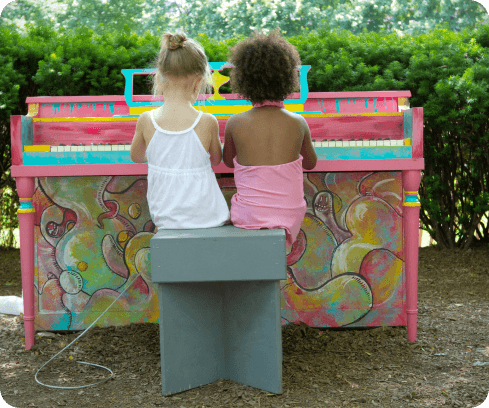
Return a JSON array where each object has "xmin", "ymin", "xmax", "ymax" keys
[{"xmin": 11, "ymin": 65, "xmax": 423, "ymax": 350}]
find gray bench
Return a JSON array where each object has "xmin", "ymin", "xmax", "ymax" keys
[{"xmin": 150, "ymin": 225, "xmax": 286, "ymax": 395}]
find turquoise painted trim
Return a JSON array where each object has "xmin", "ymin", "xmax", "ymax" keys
[
  {"xmin": 121, "ymin": 64, "xmax": 311, "ymax": 107},
  {"xmin": 315, "ymin": 146, "xmax": 412, "ymax": 160},
  {"xmin": 23, "ymin": 151, "xmax": 133, "ymax": 166},
  {"xmin": 24, "ymin": 146, "xmax": 411, "ymax": 165},
  {"xmin": 19, "ymin": 201, "xmax": 34, "ymax": 210},
  {"xmin": 404, "ymin": 195, "xmax": 419, "ymax": 203},
  {"xmin": 403, "ymin": 109, "xmax": 413, "ymax": 143}
]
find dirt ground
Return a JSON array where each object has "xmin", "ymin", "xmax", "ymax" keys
[{"xmin": 0, "ymin": 245, "xmax": 488, "ymax": 408}]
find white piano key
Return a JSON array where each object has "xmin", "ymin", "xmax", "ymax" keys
[
  {"xmin": 376, "ymin": 139, "xmax": 382, "ymax": 146},
  {"xmin": 368, "ymin": 140, "xmax": 375, "ymax": 147},
  {"xmin": 125, "ymin": 145, "xmax": 131, "ymax": 151},
  {"xmin": 383, "ymin": 140, "xmax": 391, "ymax": 146},
  {"xmin": 395, "ymin": 139, "xmax": 404, "ymax": 146},
  {"xmin": 349, "ymin": 141, "xmax": 356, "ymax": 147},
  {"xmin": 320, "ymin": 141, "xmax": 328, "ymax": 148},
  {"xmin": 84, "ymin": 145, "xmax": 92, "ymax": 151},
  {"xmin": 355, "ymin": 140, "xmax": 362, "ymax": 147}
]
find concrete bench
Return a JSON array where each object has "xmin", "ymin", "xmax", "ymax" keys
[{"xmin": 150, "ymin": 225, "xmax": 286, "ymax": 396}]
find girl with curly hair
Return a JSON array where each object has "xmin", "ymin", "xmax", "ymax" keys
[
  {"xmin": 223, "ymin": 29, "xmax": 317, "ymax": 248},
  {"xmin": 130, "ymin": 31, "xmax": 230, "ymax": 230}
]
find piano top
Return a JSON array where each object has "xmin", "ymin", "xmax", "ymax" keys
[{"xmin": 11, "ymin": 66, "xmax": 423, "ymax": 177}]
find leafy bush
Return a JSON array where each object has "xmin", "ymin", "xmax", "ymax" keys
[{"xmin": 1, "ymin": 22, "xmax": 488, "ymax": 249}]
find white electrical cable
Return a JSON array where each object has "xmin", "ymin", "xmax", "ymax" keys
[{"xmin": 34, "ymin": 272, "xmax": 140, "ymax": 389}]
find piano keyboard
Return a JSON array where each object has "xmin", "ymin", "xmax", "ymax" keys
[
  {"xmin": 24, "ymin": 144, "xmax": 132, "ymax": 152},
  {"xmin": 24, "ymin": 138, "xmax": 409, "ymax": 154}
]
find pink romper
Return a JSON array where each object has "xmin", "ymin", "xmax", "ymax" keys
[{"xmin": 230, "ymin": 155, "xmax": 307, "ymax": 248}]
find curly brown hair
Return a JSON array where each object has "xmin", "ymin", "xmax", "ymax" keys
[{"xmin": 227, "ymin": 29, "xmax": 302, "ymax": 104}]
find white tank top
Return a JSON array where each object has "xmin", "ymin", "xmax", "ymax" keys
[{"xmin": 146, "ymin": 109, "xmax": 230, "ymax": 229}]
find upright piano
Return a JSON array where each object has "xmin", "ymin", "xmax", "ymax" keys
[{"xmin": 11, "ymin": 63, "xmax": 424, "ymax": 350}]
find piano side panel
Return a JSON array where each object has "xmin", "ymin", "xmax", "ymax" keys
[
  {"xmin": 10, "ymin": 116, "xmax": 24, "ymax": 166},
  {"xmin": 32, "ymin": 172, "xmax": 405, "ymax": 331},
  {"xmin": 412, "ymin": 108, "xmax": 424, "ymax": 159}
]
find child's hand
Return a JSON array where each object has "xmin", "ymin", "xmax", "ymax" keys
[
  {"xmin": 223, "ymin": 115, "xmax": 237, "ymax": 168},
  {"xmin": 299, "ymin": 116, "xmax": 317, "ymax": 170}
]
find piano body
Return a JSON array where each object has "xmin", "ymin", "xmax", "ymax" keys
[{"xmin": 11, "ymin": 63, "xmax": 423, "ymax": 349}]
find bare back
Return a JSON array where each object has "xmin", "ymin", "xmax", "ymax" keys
[
  {"xmin": 227, "ymin": 107, "xmax": 309, "ymax": 166},
  {"xmin": 142, "ymin": 106, "xmax": 211, "ymax": 151}
]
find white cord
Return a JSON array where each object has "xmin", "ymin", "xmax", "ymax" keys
[{"xmin": 34, "ymin": 272, "xmax": 140, "ymax": 389}]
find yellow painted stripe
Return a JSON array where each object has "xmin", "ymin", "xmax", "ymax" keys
[
  {"xmin": 130, "ymin": 104, "xmax": 305, "ymax": 115},
  {"xmin": 17, "ymin": 208, "xmax": 36, "ymax": 213},
  {"xmin": 404, "ymin": 191, "xmax": 418, "ymax": 195},
  {"xmin": 404, "ymin": 138, "xmax": 412, "ymax": 146},
  {"xmin": 24, "ymin": 145, "xmax": 51, "ymax": 152},
  {"xmin": 33, "ymin": 111, "xmax": 403, "ymax": 123},
  {"xmin": 403, "ymin": 202, "xmax": 421, "ymax": 207},
  {"xmin": 33, "ymin": 117, "xmax": 137, "ymax": 123}
]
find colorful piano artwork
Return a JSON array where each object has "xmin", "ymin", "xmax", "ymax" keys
[{"xmin": 11, "ymin": 63, "xmax": 424, "ymax": 350}]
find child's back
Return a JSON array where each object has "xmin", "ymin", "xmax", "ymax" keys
[
  {"xmin": 146, "ymin": 108, "xmax": 229, "ymax": 229},
  {"xmin": 130, "ymin": 32, "xmax": 229, "ymax": 230},
  {"xmin": 223, "ymin": 30, "xmax": 317, "ymax": 248}
]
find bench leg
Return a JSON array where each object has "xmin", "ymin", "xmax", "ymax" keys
[
  {"xmin": 157, "ymin": 280, "xmax": 282, "ymax": 395},
  {"xmin": 223, "ymin": 280, "xmax": 282, "ymax": 394},
  {"xmin": 157, "ymin": 282, "xmax": 225, "ymax": 395}
]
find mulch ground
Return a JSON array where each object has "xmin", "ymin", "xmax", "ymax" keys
[{"xmin": 0, "ymin": 245, "xmax": 488, "ymax": 408}]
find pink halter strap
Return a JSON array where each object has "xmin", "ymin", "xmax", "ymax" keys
[{"xmin": 253, "ymin": 100, "xmax": 285, "ymax": 108}]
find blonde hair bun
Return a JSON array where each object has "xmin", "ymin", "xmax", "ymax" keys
[{"xmin": 163, "ymin": 32, "xmax": 187, "ymax": 50}]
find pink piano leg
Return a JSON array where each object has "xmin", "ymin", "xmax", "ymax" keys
[
  {"xmin": 16, "ymin": 177, "xmax": 36, "ymax": 350},
  {"xmin": 402, "ymin": 170, "xmax": 422, "ymax": 342}
]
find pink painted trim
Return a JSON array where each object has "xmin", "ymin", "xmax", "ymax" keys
[
  {"xmin": 310, "ymin": 159, "xmax": 424, "ymax": 172},
  {"xmin": 11, "ymin": 159, "xmax": 424, "ymax": 177},
  {"xmin": 26, "ymin": 91, "xmax": 412, "ymax": 104},
  {"xmin": 16, "ymin": 177, "xmax": 36, "ymax": 350},
  {"xmin": 11, "ymin": 163, "xmax": 149, "ymax": 177},
  {"xmin": 402, "ymin": 170, "xmax": 422, "ymax": 342},
  {"xmin": 10, "ymin": 159, "xmax": 424, "ymax": 177},
  {"xmin": 26, "ymin": 96, "xmax": 127, "ymax": 103},
  {"xmin": 308, "ymin": 91, "xmax": 411, "ymax": 99},
  {"xmin": 10, "ymin": 116, "xmax": 23, "ymax": 166}
]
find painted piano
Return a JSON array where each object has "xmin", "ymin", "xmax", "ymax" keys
[{"xmin": 11, "ymin": 63, "xmax": 424, "ymax": 350}]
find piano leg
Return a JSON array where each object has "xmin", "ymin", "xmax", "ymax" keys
[
  {"xmin": 402, "ymin": 170, "xmax": 422, "ymax": 342},
  {"xmin": 16, "ymin": 177, "xmax": 36, "ymax": 350}
]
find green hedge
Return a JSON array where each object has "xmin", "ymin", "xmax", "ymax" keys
[{"xmin": 1, "ymin": 22, "xmax": 488, "ymax": 249}]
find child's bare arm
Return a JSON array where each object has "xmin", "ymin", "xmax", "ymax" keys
[
  {"xmin": 299, "ymin": 116, "xmax": 317, "ymax": 170},
  {"xmin": 130, "ymin": 112, "xmax": 148, "ymax": 163},
  {"xmin": 223, "ymin": 115, "xmax": 237, "ymax": 168},
  {"xmin": 207, "ymin": 114, "xmax": 222, "ymax": 167}
]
